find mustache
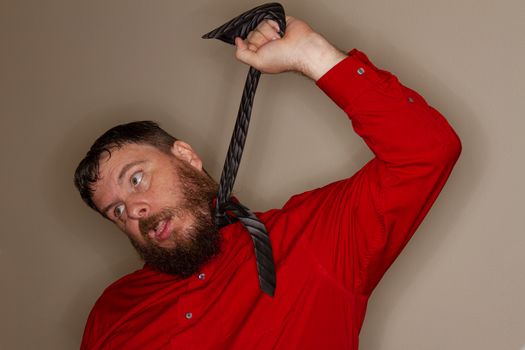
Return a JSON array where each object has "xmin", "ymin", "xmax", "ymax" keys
[{"xmin": 139, "ymin": 208, "xmax": 179, "ymax": 236}]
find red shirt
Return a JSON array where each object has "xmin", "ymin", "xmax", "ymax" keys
[{"xmin": 81, "ymin": 49, "xmax": 461, "ymax": 349}]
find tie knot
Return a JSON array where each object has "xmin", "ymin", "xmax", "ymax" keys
[
  {"xmin": 214, "ymin": 197, "xmax": 240, "ymax": 229},
  {"xmin": 212, "ymin": 196, "xmax": 276, "ymax": 297}
]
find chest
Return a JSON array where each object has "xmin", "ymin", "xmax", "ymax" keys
[{"xmin": 103, "ymin": 240, "xmax": 360, "ymax": 349}]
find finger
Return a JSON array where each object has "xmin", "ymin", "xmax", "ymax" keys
[
  {"xmin": 234, "ymin": 37, "xmax": 259, "ymax": 66},
  {"xmin": 256, "ymin": 21, "xmax": 280, "ymax": 41},
  {"xmin": 266, "ymin": 19, "xmax": 281, "ymax": 33},
  {"xmin": 235, "ymin": 36, "xmax": 248, "ymax": 51},
  {"xmin": 246, "ymin": 30, "xmax": 268, "ymax": 48},
  {"xmin": 236, "ymin": 35, "xmax": 257, "ymax": 52}
]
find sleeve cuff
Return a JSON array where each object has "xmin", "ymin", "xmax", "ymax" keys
[{"xmin": 316, "ymin": 49, "xmax": 394, "ymax": 112}]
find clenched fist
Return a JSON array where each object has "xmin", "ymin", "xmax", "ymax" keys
[{"xmin": 234, "ymin": 16, "xmax": 347, "ymax": 81}]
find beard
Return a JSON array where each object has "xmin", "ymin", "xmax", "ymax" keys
[{"xmin": 129, "ymin": 160, "xmax": 221, "ymax": 278}]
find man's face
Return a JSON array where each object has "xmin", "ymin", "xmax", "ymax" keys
[{"xmin": 92, "ymin": 141, "xmax": 220, "ymax": 276}]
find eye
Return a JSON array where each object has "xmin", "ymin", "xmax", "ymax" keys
[
  {"xmin": 113, "ymin": 204, "xmax": 125, "ymax": 218},
  {"xmin": 130, "ymin": 171, "xmax": 143, "ymax": 187}
]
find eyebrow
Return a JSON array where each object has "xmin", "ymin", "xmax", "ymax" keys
[
  {"xmin": 100, "ymin": 160, "xmax": 147, "ymax": 217},
  {"xmin": 118, "ymin": 160, "xmax": 147, "ymax": 183}
]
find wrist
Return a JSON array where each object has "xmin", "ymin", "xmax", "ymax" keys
[{"xmin": 297, "ymin": 33, "xmax": 347, "ymax": 81}]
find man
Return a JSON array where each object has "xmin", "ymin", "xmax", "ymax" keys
[{"xmin": 75, "ymin": 16, "xmax": 461, "ymax": 349}]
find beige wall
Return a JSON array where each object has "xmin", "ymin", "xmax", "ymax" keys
[{"xmin": 1, "ymin": 0, "xmax": 523, "ymax": 349}]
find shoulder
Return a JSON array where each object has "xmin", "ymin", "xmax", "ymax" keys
[
  {"xmin": 81, "ymin": 267, "xmax": 179, "ymax": 348},
  {"xmin": 252, "ymin": 178, "xmax": 357, "ymax": 255},
  {"xmin": 86, "ymin": 267, "xmax": 151, "ymax": 322},
  {"xmin": 94, "ymin": 266, "xmax": 178, "ymax": 312}
]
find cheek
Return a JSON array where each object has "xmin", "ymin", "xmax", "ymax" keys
[
  {"xmin": 122, "ymin": 220, "xmax": 145, "ymax": 244},
  {"xmin": 150, "ymin": 174, "xmax": 185, "ymax": 207}
]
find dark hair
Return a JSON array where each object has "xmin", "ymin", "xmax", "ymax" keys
[{"xmin": 74, "ymin": 120, "xmax": 177, "ymax": 212}]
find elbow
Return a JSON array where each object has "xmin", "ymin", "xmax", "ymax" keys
[
  {"xmin": 452, "ymin": 133, "xmax": 462, "ymax": 159},
  {"xmin": 432, "ymin": 128, "xmax": 462, "ymax": 168}
]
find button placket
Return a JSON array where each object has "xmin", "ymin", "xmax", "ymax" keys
[{"xmin": 179, "ymin": 270, "xmax": 211, "ymax": 323}]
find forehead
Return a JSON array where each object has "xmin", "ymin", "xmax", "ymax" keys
[
  {"xmin": 99, "ymin": 143, "xmax": 165, "ymax": 166},
  {"xmin": 91, "ymin": 143, "xmax": 169, "ymax": 206}
]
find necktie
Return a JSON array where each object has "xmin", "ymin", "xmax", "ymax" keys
[
  {"xmin": 216, "ymin": 199, "xmax": 276, "ymax": 297},
  {"xmin": 202, "ymin": 3, "xmax": 286, "ymax": 297}
]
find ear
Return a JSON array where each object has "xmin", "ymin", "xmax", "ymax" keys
[{"xmin": 170, "ymin": 140, "xmax": 203, "ymax": 171}]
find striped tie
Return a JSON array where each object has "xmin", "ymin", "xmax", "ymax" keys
[{"xmin": 203, "ymin": 3, "xmax": 286, "ymax": 297}]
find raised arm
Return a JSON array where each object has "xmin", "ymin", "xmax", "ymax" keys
[{"xmin": 237, "ymin": 17, "xmax": 462, "ymax": 296}]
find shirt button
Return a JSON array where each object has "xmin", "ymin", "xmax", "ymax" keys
[
  {"xmin": 357, "ymin": 67, "xmax": 365, "ymax": 75},
  {"xmin": 198, "ymin": 273, "xmax": 206, "ymax": 281},
  {"xmin": 408, "ymin": 97, "xmax": 414, "ymax": 103},
  {"xmin": 185, "ymin": 312, "xmax": 193, "ymax": 320}
]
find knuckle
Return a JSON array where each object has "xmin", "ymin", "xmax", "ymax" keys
[{"xmin": 259, "ymin": 23, "xmax": 272, "ymax": 34}]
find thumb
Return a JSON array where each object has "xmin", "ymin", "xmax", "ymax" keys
[{"xmin": 234, "ymin": 37, "xmax": 259, "ymax": 67}]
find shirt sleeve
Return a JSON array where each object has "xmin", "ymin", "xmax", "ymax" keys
[{"xmin": 281, "ymin": 49, "xmax": 461, "ymax": 296}]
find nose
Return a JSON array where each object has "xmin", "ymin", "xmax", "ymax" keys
[{"xmin": 126, "ymin": 200, "xmax": 150, "ymax": 219}]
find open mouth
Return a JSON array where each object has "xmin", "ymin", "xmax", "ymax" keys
[{"xmin": 147, "ymin": 217, "xmax": 173, "ymax": 242}]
